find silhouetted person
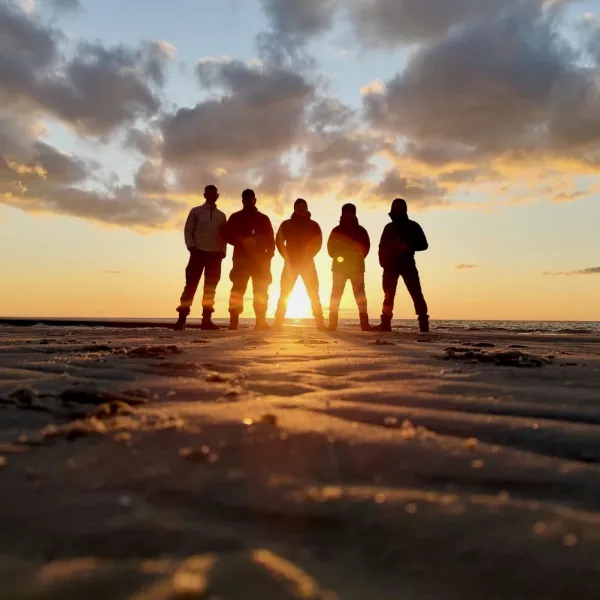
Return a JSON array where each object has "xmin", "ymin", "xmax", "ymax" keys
[
  {"xmin": 327, "ymin": 203, "xmax": 371, "ymax": 331},
  {"xmin": 275, "ymin": 199, "xmax": 325, "ymax": 330},
  {"xmin": 224, "ymin": 189, "xmax": 275, "ymax": 331},
  {"xmin": 374, "ymin": 198, "xmax": 430, "ymax": 333},
  {"xmin": 174, "ymin": 184, "xmax": 226, "ymax": 331}
]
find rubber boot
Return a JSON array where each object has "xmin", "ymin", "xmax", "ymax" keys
[
  {"xmin": 418, "ymin": 314, "xmax": 430, "ymax": 333},
  {"xmin": 200, "ymin": 309, "xmax": 220, "ymax": 331},
  {"xmin": 255, "ymin": 312, "xmax": 270, "ymax": 331},
  {"xmin": 328, "ymin": 312, "xmax": 339, "ymax": 332},
  {"xmin": 174, "ymin": 308, "xmax": 188, "ymax": 331},
  {"xmin": 372, "ymin": 314, "xmax": 392, "ymax": 332},
  {"xmin": 229, "ymin": 311, "xmax": 240, "ymax": 331},
  {"xmin": 359, "ymin": 313, "xmax": 372, "ymax": 332},
  {"xmin": 315, "ymin": 314, "xmax": 327, "ymax": 331}
]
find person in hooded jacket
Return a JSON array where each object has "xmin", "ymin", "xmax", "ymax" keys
[
  {"xmin": 174, "ymin": 184, "xmax": 226, "ymax": 331},
  {"xmin": 224, "ymin": 189, "xmax": 275, "ymax": 331},
  {"xmin": 327, "ymin": 203, "xmax": 371, "ymax": 331},
  {"xmin": 374, "ymin": 198, "xmax": 430, "ymax": 333},
  {"xmin": 274, "ymin": 198, "xmax": 326, "ymax": 330}
]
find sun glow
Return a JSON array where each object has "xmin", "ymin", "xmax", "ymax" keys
[{"xmin": 281, "ymin": 280, "xmax": 313, "ymax": 319}]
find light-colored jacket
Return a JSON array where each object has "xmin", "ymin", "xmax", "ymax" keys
[{"xmin": 184, "ymin": 203, "xmax": 227, "ymax": 255}]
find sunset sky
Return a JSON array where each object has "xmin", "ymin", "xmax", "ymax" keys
[{"xmin": 1, "ymin": 0, "xmax": 599, "ymax": 321}]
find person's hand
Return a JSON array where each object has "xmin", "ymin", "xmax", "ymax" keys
[{"xmin": 243, "ymin": 237, "xmax": 257, "ymax": 251}]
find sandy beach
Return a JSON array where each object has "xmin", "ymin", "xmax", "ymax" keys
[{"xmin": 1, "ymin": 323, "xmax": 600, "ymax": 599}]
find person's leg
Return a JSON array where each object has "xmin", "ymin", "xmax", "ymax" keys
[
  {"xmin": 400, "ymin": 266, "xmax": 429, "ymax": 332},
  {"xmin": 274, "ymin": 263, "xmax": 297, "ymax": 325},
  {"xmin": 301, "ymin": 262, "xmax": 325, "ymax": 330},
  {"xmin": 228, "ymin": 265, "xmax": 250, "ymax": 331},
  {"xmin": 200, "ymin": 252, "xmax": 223, "ymax": 330},
  {"xmin": 373, "ymin": 269, "xmax": 399, "ymax": 332},
  {"xmin": 350, "ymin": 273, "xmax": 371, "ymax": 331},
  {"xmin": 252, "ymin": 263, "xmax": 272, "ymax": 330},
  {"xmin": 328, "ymin": 272, "xmax": 346, "ymax": 331},
  {"xmin": 175, "ymin": 250, "xmax": 205, "ymax": 329}
]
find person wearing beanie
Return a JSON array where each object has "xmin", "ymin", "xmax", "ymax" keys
[
  {"xmin": 174, "ymin": 184, "xmax": 227, "ymax": 331},
  {"xmin": 223, "ymin": 189, "xmax": 275, "ymax": 331},
  {"xmin": 274, "ymin": 198, "xmax": 326, "ymax": 330},
  {"xmin": 374, "ymin": 198, "xmax": 430, "ymax": 333},
  {"xmin": 326, "ymin": 203, "xmax": 371, "ymax": 331}
]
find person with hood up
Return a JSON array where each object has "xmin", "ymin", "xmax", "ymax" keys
[
  {"xmin": 224, "ymin": 189, "xmax": 275, "ymax": 331},
  {"xmin": 174, "ymin": 184, "xmax": 226, "ymax": 331},
  {"xmin": 327, "ymin": 203, "xmax": 371, "ymax": 331},
  {"xmin": 374, "ymin": 198, "xmax": 430, "ymax": 333},
  {"xmin": 274, "ymin": 198, "xmax": 326, "ymax": 330}
]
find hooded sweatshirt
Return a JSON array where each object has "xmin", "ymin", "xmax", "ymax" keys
[
  {"xmin": 327, "ymin": 215, "xmax": 370, "ymax": 275},
  {"xmin": 276, "ymin": 212, "xmax": 322, "ymax": 265},
  {"xmin": 224, "ymin": 206, "xmax": 275, "ymax": 265},
  {"xmin": 378, "ymin": 213, "xmax": 428, "ymax": 270},
  {"xmin": 184, "ymin": 203, "xmax": 227, "ymax": 255}
]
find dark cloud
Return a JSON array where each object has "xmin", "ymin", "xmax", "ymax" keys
[
  {"xmin": 162, "ymin": 60, "xmax": 314, "ymax": 164},
  {"xmin": 455, "ymin": 264, "xmax": 480, "ymax": 270},
  {"xmin": 543, "ymin": 267, "xmax": 600, "ymax": 276},
  {"xmin": 370, "ymin": 170, "xmax": 448, "ymax": 209},
  {"xmin": 41, "ymin": 0, "xmax": 81, "ymax": 12}
]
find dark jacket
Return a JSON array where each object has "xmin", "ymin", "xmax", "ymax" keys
[
  {"xmin": 327, "ymin": 216, "xmax": 370, "ymax": 275},
  {"xmin": 224, "ymin": 207, "xmax": 275, "ymax": 265},
  {"xmin": 378, "ymin": 214, "xmax": 428, "ymax": 270},
  {"xmin": 276, "ymin": 213, "xmax": 322, "ymax": 265}
]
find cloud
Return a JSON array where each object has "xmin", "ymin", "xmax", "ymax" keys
[
  {"xmin": 361, "ymin": 1, "xmax": 600, "ymax": 203},
  {"xmin": 543, "ymin": 267, "xmax": 600, "ymax": 275},
  {"xmin": 161, "ymin": 60, "xmax": 313, "ymax": 165},
  {"xmin": 455, "ymin": 264, "xmax": 480, "ymax": 270},
  {"xmin": 369, "ymin": 170, "xmax": 448, "ymax": 209}
]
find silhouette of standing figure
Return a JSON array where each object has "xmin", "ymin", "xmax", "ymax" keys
[
  {"xmin": 327, "ymin": 203, "xmax": 371, "ymax": 331},
  {"xmin": 374, "ymin": 198, "xmax": 430, "ymax": 333},
  {"xmin": 174, "ymin": 184, "xmax": 226, "ymax": 331},
  {"xmin": 274, "ymin": 199, "xmax": 326, "ymax": 330},
  {"xmin": 224, "ymin": 189, "xmax": 275, "ymax": 331}
]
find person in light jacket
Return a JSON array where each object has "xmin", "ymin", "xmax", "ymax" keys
[{"xmin": 174, "ymin": 184, "xmax": 226, "ymax": 331}]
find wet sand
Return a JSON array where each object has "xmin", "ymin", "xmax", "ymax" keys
[{"xmin": 1, "ymin": 323, "xmax": 600, "ymax": 599}]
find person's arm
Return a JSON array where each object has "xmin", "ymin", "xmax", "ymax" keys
[
  {"xmin": 222, "ymin": 214, "xmax": 236, "ymax": 246},
  {"xmin": 263, "ymin": 216, "xmax": 276, "ymax": 258},
  {"xmin": 275, "ymin": 223, "xmax": 288, "ymax": 260},
  {"xmin": 378, "ymin": 225, "xmax": 394, "ymax": 268},
  {"xmin": 411, "ymin": 223, "xmax": 429, "ymax": 252},
  {"xmin": 309, "ymin": 222, "xmax": 323, "ymax": 257},
  {"xmin": 327, "ymin": 228, "xmax": 342, "ymax": 259},
  {"xmin": 360, "ymin": 227, "xmax": 371, "ymax": 258},
  {"xmin": 184, "ymin": 209, "xmax": 196, "ymax": 250}
]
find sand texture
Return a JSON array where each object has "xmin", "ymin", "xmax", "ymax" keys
[{"xmin": 1, "ymin": 323, "xmax": 600, "ymax": 599}]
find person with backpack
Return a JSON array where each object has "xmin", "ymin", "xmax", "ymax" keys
[{"xmin": 374, "ymin": 198, "xmax": 430, "ymax": 333}]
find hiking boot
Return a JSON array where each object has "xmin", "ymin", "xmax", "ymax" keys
[
  {"xmin": 174, "ymin": 308, "xmax": 189, "ymax": 331},
  {"xmin": 328, "ymin": 312, "xmax": 338, "ymax": 331},
  {"xmin": 359, "ymin": 313, "xmax": 372, "ymax": 332},
  {"xmin": 229, "ymin": 312, "xmax": 240, "ymax": 331},
  {"xmin": 255, "ymin": 314, "xmax": 270, "ymax": 331},
  {"xmin": 315, "ymin": 315, "xmax": 327, "ymax": 331},
  {"xmin": 200, "ymin": 309, "xmax": 220, "ymax": 331},
  {"xmin": 418, "ymin": 315, "xmax": 430, "ymax": 333},
  {"xmin": 372, "ymin": 315, "xmax": 392, "ymax": 332}
]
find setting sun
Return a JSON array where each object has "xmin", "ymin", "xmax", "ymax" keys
[{"xmin": 279, "ymin": 281, "xmax": 313, "ymax": 319}]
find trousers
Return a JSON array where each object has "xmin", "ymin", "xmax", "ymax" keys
[
  {"xmin": 329, "ymin": 272, "xmax": 367, "ymax": 315},
  {"xmin": 228, "ymin": 260, "xmax": 272, "ymax": 317},
  {"xmin": 275, "ymin": 261, "xmax": 323, "ymax": 320},
  {"xmin": 178, "ymin": 249, "xmax": 223, "ymax": 316},
  {"xmin": 382, "ymin": 265, "xmax": 428, "ymax": 318}
]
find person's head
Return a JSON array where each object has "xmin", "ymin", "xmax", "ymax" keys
[
  {"xmin": 242, "ymin": 188, "xmax": 257, "ymax": 209},
  {"xmin": 390, "ymin": 198, "xmax": 408, "ymax": 218},
  {"xmin": 204, "ymin": 185, "xmax": 219, "ymax": 205},
  {"xmin": 294, "ymin": 198, "xmax": 309, "ymax": 218},
  {"xmin": 341, "ymin": 203, "xmax": 357, "ymax": 217}
]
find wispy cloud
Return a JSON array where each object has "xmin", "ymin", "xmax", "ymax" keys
[
  {"xmin": 454, "ymin": 264, "xmax": 479, "ymax": 270},
  {"xmin": 543, "ymin": 267, "xmax": 600, "ymax": 276}
]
